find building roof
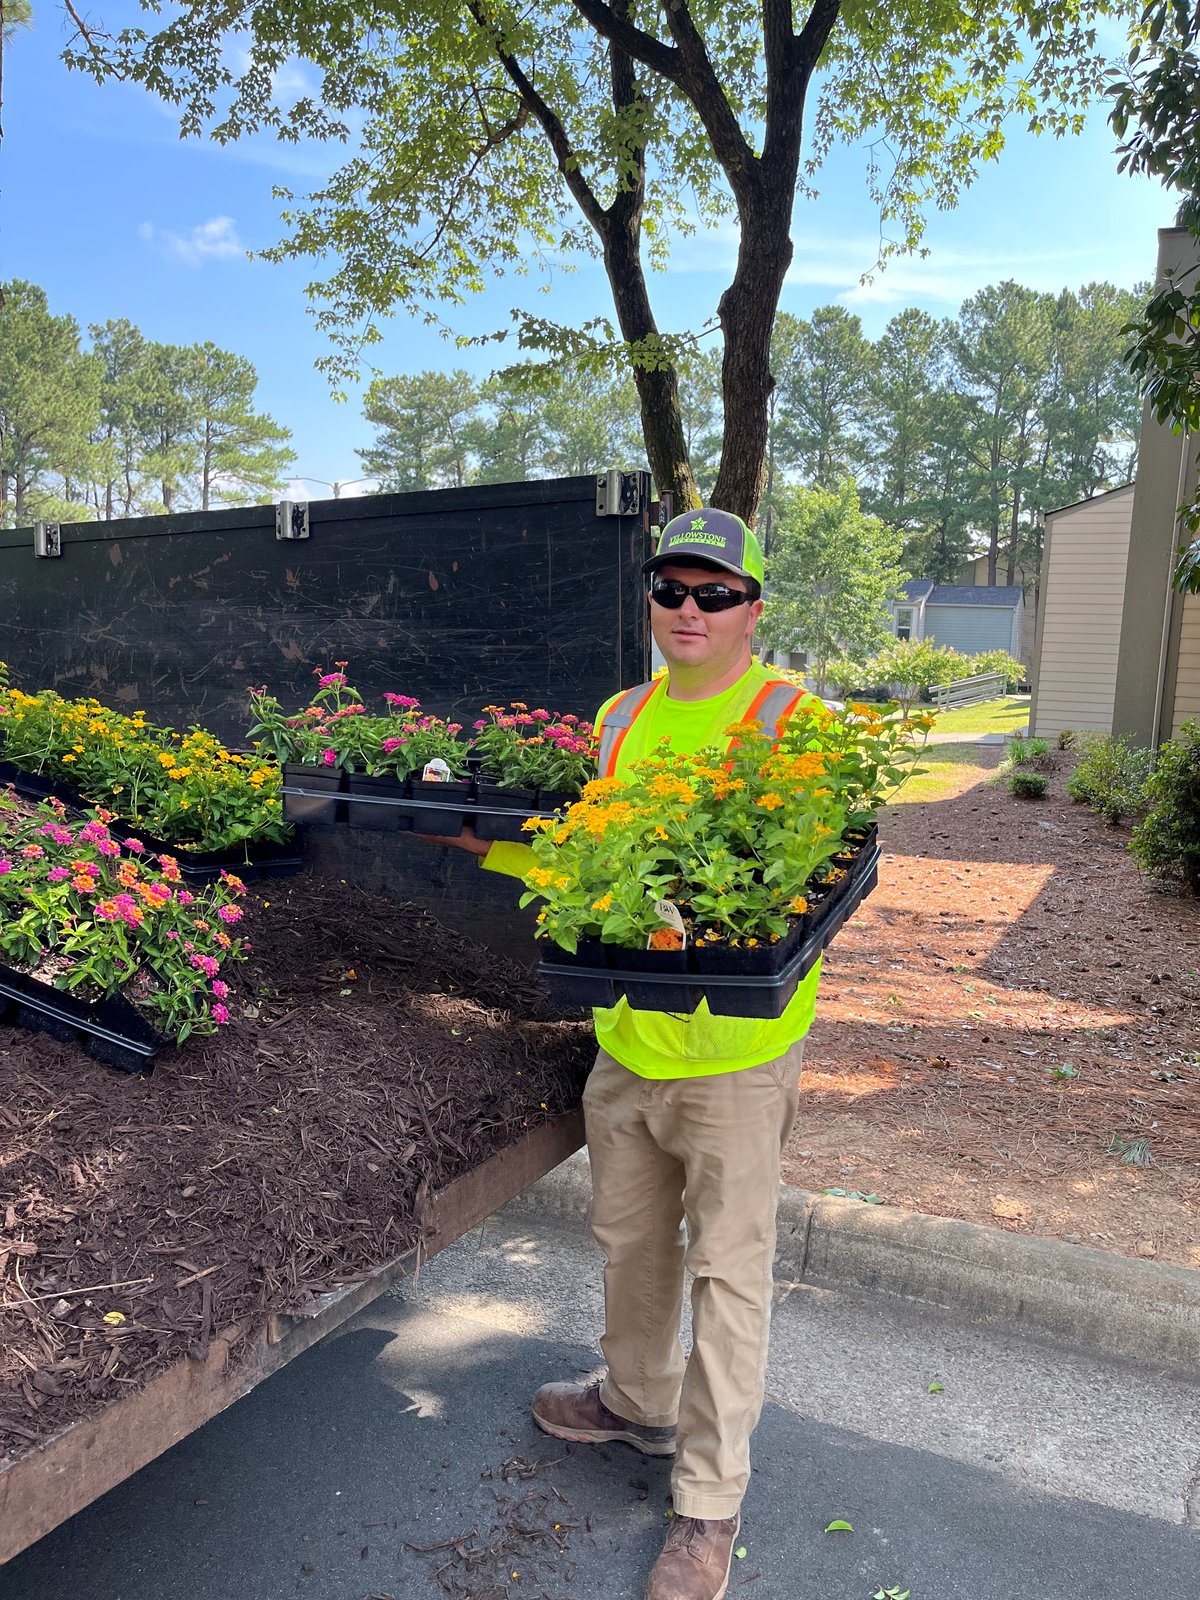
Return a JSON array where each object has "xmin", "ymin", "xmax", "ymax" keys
[
  {"xmin": 1043, "ymin": 482, "xmax": 1135, "ymax": 520},
  {"xmin": 900, "ymin": 580, "xmax": 1022, "ymax": 608},
  {"xmin": 899, "ymin": 579, "xmax": 935, "ymax": 602}
]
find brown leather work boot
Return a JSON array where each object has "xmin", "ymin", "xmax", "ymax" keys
[
  {"xmin": 531, "ymin": 1379, "xmax": 677, "ymax": 1456},
  {"xmin": 643, "ymin": 1513, "xmax": 741, "ymax": 1600}
]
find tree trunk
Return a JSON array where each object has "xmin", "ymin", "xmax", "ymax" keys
[
  {"xmin": 1006, "ymin": 484, "xmax": 1021, "ymax": 586},
  {"xmin": 712, "ymin": 209, "xmax": 794, "ymax": 524}
]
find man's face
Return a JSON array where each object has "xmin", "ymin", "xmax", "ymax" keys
[{"xmin": 648, "ymin": 561, "xmax": 764, "ymax": 675}]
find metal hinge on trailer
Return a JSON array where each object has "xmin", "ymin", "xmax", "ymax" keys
[
  {"xmin": 596, "ymin": 468, "xmax": 653, "ymax": 517},
  {"xmin": 275, "ymin": 499, "xmax": 310, "ymax": 541},
  {"xmin": 33, "ymin": 521, "xmax": 61, "ymax": 558}
]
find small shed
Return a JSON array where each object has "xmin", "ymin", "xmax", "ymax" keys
[{"xmin": 892, "ymin": 580, "xmax": 1024, "ymax": 660}]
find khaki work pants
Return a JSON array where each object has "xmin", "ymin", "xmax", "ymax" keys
[{"xmin": 581, "ymin": 1044, "xmax": 802, "ymax": 1519}]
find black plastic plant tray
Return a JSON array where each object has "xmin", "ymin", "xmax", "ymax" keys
[
  {"xmin": 1, "ymin": 758, "xmax": 302, "ymax": 885},
  {"xmin": 537, "ymin": 845, "xmax": 881, "ymax": 1019},
  {"xmin": 280, "ymin": 781, "xmax": 569, "ymax": 830},
  {"xmin": 0, "ymin": 963, "xmax": 169, "ymax": 1075}
]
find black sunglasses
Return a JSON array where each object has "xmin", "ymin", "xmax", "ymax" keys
[{"xmin": 649, "ymin": 577, "xmax": 752, "ymax": 613}]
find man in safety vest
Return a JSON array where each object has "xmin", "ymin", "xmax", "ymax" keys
[{"xmin": 428, "ymin": 507, "xmax": 823, "ymax": 1600}]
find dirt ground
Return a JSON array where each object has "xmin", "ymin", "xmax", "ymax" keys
[{"xmin": 786, "ymin": 747, "xmax": 1200, "ymax": 1267}]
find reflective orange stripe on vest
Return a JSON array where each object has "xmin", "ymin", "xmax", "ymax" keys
[
  {"xmin": 598, "ymin": 676, "xmax": 814, "ymax": 778},
  {"xmin": 597, "ymin": 680, "xmax": 659, "ymax": 777}
]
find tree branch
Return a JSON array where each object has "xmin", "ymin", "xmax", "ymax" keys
[
  {"xmin": 569, "ymin": 0, "xmax": 683, "ymax": 83},
  {"xmin": 657, "ymin": 0, "xmax": 761, "ymax": 200},
  {"xmin": 762, "ymin": 0, "xmax": 840, "ymax": 185},
  {"xmin": 465, "ymin": 0, "xmax": 609, "ymax": 236}
]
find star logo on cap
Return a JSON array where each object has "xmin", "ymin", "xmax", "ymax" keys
[{"xmin": 689, "ymin": 516, "xmax": 707, "ymax": 531}]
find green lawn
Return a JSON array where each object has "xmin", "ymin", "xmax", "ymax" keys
[
  {"xmin": 927, "ymin": 695, "xmax": 1031, "ymax": 736},
  {"xmin": 890, "ymin": 743, "xmax": 999, "ymax": 805}
]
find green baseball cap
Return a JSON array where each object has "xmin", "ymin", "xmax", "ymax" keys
[{"xmin": 644, "ymin": 507, "xmax": 765, "ymax": 587}]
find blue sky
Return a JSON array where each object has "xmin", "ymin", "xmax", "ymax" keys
[{"xmin": 8, "ymin": 8, "xmax": 1176, "ymax": 493}]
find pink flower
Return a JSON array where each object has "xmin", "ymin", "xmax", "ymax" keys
[
  {"xmin": 447, "ymin": 723, "xmax": 462, "ymax": 735},
  {"xmin": 321, "ymin": 748, "xmax": 337, "ymax": 767},
  {"xmin": 381, "ymin": 737, "xmax": 405, "ymax": 754},
  {"xmin": 96, "ymin": 838, "xmax": 121, "ymax": 857},
  {"xmin": 125, "ymin": 838, "xmax": 145, "ymax": 854},
  {"xmin": 532, "ymin": 709, "xmax": 552, "ymax": 721},
  {"xmin": 472, "ymin": 719, "xmax": 487, "ymax": 730},
  {"xmin": 211, "ymin": 1003, "xmax": 230, "ymax": 1024},
  {"xmin": 40, "ymin": 822, "xmax": 75, "ymax": 845},
  {"xmin": 212, "ymin": 979, "xmax": 230, "ymax": 999},
  {"xmin": 20, "ymin": 844, "xmax": 45, "ymax": 860},
  {"xmin": 318, "ymin": 672, "xmax": 347, "ymax": 688},
  {"xmin": 0, "ymin": 860, "xmax": 11, "ymax": 875},
  {"xmin": 384, "ymin": 693, "xmax": 420, "ymax": 709},
  {"xmin": 217, "ymin": 904, "xmax": 243, "ymax": 924},
  {"xmin": 47, "ymin": 866, "xmax": 71, "ymax": 882},
  {"xmin": 177, "ymin": 890, "xmax": 195, "ymax": 905},
  {"xmin": 190, "ymin": 952, "xmax": 220, "ymax": 978}
]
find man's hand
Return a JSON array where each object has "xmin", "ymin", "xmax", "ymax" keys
[{"xmin": 415, "ymin": 822, "xmax": 492, "ymax": 858}]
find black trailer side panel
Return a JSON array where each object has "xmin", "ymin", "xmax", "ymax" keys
[
  {"xmin": 0, "ymin": 477, "xmax": 651, "ymax": 956},
  {"xmin": 0, "ymin": 477, "xmax": 650, "ymax": 744}
]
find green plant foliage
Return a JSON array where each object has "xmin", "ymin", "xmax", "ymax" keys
[
  {"xmin": 1009, "ymin": 770, "xmax": 1048, "ymax": 798},
  {"xmin": 59, "ymin": 0, "xmax": 1143, "ymax": 521},
  {"xmin": 1106, "ymin": 2, "xmax": 1200, "ymax": 567},
  {"xmin": 0, "ymin": 795, "xmax": 250, "ymax": 1041},
  {"xmin": 1129, "ymin": 718, "xmax": 1200, "ymax": 894},
  {"xmin": 862, "ymin": 639, "xmax": 971, "ymax": 712},
  {"xmin": 760, "ymin": 480, "xmax": 908, "ymax": 695},
  {"xmin": 1008, "ymin": 735, "xmax": 1052, "ymax": 768},
  {"xmin": 1064, "ymin": 732, "xmax": 1152, "ymax": 823},
  {"xmin": 967, "ymin": 648, "xmax": 1027, "ymax": 689}
]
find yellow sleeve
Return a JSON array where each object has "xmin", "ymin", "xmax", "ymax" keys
[{"xmin": 479, "ymin": 840, "xmax": 537, "ymax": 880}]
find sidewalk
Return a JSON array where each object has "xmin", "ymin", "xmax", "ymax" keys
[
  {"xmin": 3, "ymin": 1198, "xmax": 1197, "ymax": 1600},
  {"xmin": 921, "ymin": 729, "xmax": 1019, "ymax": 744}
]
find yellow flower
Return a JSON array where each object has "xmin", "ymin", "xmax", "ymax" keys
[
  {"xmin": 724, "ymin": 717, "xmax": 764, "ymax": 738},
  {"xmin": 527, "ymin": 866, "xmax": 556, "ymax": 888},
  {"xmin": 755, "ymin": 792, "xmax": 785, "ymax": 810},
  {"xmin": 592, "ymin": 894, "xmax": 613, "ymax": 912},
  {"xmin": 581, "ymin": 776, "xmax": 624, "ymax": 803}
]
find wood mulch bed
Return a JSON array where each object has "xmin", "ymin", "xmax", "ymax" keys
[
  {"xmin": 787, "ymin": 747, "xmax": 1200, "ymax": 1267},
  {"xmin": 0, "ymin": 874, "xmax": 592, "ymax": 1461}
]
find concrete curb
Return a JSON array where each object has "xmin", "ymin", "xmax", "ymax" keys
[{"xmin": 508, "ymin": 1151, "xmax": 1200, "ymax": 1373}]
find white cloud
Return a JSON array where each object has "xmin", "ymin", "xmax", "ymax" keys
[
  {"xmin": 664, "ymin": 221, "xmax": 1155, "ymax": 315},
  {"xmin": 137, "ymin": 216, "xmax": 247, "ymax": 266}
]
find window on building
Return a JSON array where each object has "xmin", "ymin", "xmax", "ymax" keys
[{"xmin": 895, "ymin": 607, "xmax": 914, "ymax": 641}]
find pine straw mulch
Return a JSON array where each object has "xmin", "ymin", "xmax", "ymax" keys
[
  {"xmin": 0, "ymin": 873, "xmax": 593, "ymax": 1462},
  {"xmin": 786, "ymin": 747, "xmax": 1200, "ymax": 1267}
]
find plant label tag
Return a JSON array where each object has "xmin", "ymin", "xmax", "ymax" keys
[
  {"xmin": 647, "ymin": 898, "xmax": 687, "ymax": 951},
  {"xmin": 422, "ymin": 758, "xmax": 452, "ymax": 783}
]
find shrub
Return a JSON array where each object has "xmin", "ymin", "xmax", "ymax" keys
[
  {"xmin": 1130, "ymin": 720, "xmax": 1200, "ymax": 895},
  {"xmin": 1009, "ymin": 771, "xmax": 1048, "ymax": 799},
  {"xmin": 1009, "ymin": 736, "xmax": 1052, "ymax": 770},
  {"xmin": 862, "ymin": 639, "xmax": 971, "ymax": 713},
  {"xmin": 1065, "ymin": 733, "xmax": 1152, "ymax": 825},
  {"xmin": 965, "ymin": 648, "xmax": 1026, "ymax": 690},
  {"xmin": 1057, "ymin": 728, "xmax": 1076, "ymax": 750}
]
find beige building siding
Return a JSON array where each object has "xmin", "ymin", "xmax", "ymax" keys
[
  {"xmin": 1030, "ymin": 487, "xmax": 1135, "ymax": 739},
  {"xmin": 1171, "ymin": 593, "xmax": 1200, "ymax": 737}
]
